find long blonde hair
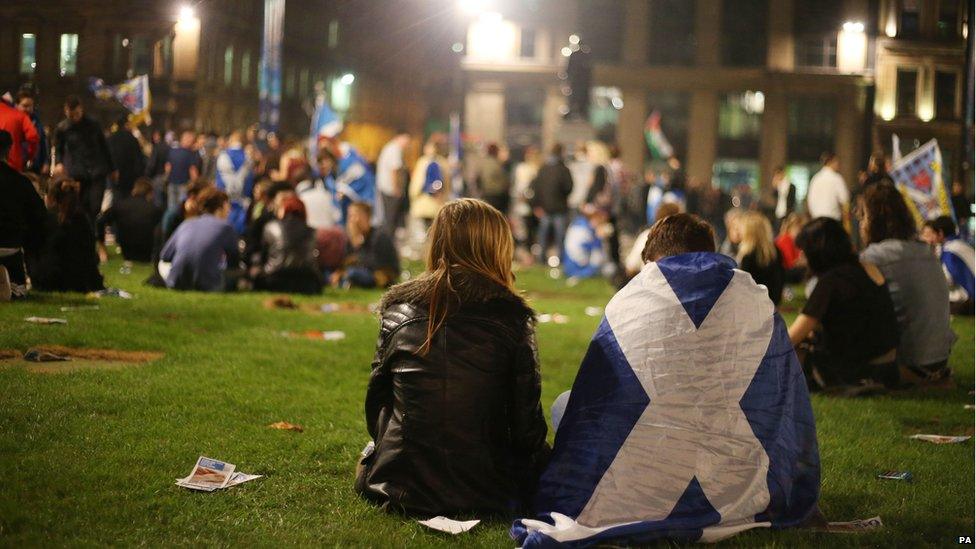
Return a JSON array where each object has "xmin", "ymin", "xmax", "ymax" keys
[
  {"xmin": 420, "ymin": 198, "xmax": 516, "ymax": 354},
  {"xmin": 736, "ymin": 211, "xmax": 777, "ymax": 267}
]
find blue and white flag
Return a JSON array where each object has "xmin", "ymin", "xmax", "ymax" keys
[
  {"xmin": 308, "ymin": 93, "xmax": 343, "ymax": 165},
  {"xmin": 563, "ymin": 215, "xmax": 605, "ymax": 279},
  {"xmin": 513, "ymin": 253, "xmax": 820, "ymax": 547},
  {"xmin": 89, "ymin": 75, "xmax": 151, "ymax": 125},
  {"xmin": 890, "ymin": 139, "xmax": 955, "ymax": 226}
]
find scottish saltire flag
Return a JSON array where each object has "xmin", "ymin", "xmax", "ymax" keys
[
  {"xmin": 890, "ymin": 139, "xmax": 955, "ymax": 226},
  {"xmin": 563, "ymin": 215, "xmax": 605, "ymax": 278},
  {"xmin": 308, "ymin": 93, "xmax": 343, "ymax": 165},
  {"xmin": 513, "ymin": 253, "xmax": 820, "ymax": 547},
  {"xmin": 327, "ymin": 143, "xmax": 376, "ymax": 225},
  {"xmin": 89, "ymin": 75, "xmax": 151, "ymax": 125},
  {"xmin": 644, "ymin": 110, "xmax": 673, "ymax": 160}
]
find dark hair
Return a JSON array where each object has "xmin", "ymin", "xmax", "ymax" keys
[
  {"xmin": 266, "ymin": 181, "xmax": 294, "ymax": 202},
  {"xmin": 64, "ymin": 95, "xmax": 82, "ymax": 110},
  {"xmin": 923, "ymin": 215, "xmax": 958, "ymax": 238},
  {"xmin": 48, "ymin": 176, "xmax": 83, "ymax": 224},
  {"xmin": 862, "ymin": 182, "xmax": 916, "ymax": 243},
  {"xmin": 551, "ymin": 143, "xmax": 564, "ymax": 158},
  {"xmin": 196, "ymin": 188, "xmax": 229, "ymax": 214},
  {"xmin": 16, "ymin": 90, "xmax": 34, "ymax": 103},
  {"xmin": 796, "ymin": 217, "xmax": 857, "ymax": 275},
  {"xmin": 820, "ymin": 151, "xmax": 836, "ymax": 165},
  {"xmin": 349, "ymin": 201, "xmax": 372, "ymax": 219},
  {"xmin": 278, "ymin": 195, "xmax": 307, "ymax": 220},
  {"xmin": 486, "ymin": 143, "xmax": 500, "ymax": 158},
  {"xmin": 316, "ymin": 146, "xmax": 337, "ymax": 165},
  {"xmin": 131, "ymin": 177, "xmax": 154, "ymax": 199},
  {"xmin": 642, "ymin": 213, "xmax": 716, "ymax": 262},
  {"xmin": 0, "ymin": 129, "xmax": 11, "ymax": 157}
]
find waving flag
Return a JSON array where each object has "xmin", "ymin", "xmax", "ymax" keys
[
  {"xmin": 89, "ymin": 75, "xmax": 151, "ymax": 125},
  {"xmin": 644, "ymin": 110, "xmax": 673, "ymax": 160},
  {"xmin": 308, "ymin": 93, "xmax": 343, "ymax": 165},
  {"xmin": 513, "ymin": 253, "xmax": 820, "ymax": 547},
  {"xmin": 890, "ymin": 139, "xmax": 955, "ymax": 226}
]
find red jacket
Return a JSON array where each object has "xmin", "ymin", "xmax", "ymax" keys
[{"xmin": 0, "ymin": 102, "xmax": 39, "ymax": 171}]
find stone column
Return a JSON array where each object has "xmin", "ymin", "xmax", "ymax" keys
[
  {"xmin": 687, "ymin": 90, "xmax": 718, "ymax": 185},
  {"xmin": 834, "ymin": 85, "xmax": 865, "ymax": 188},
  {"xmin": 541, "ymin": 85, "xmax": 564, "ymax": 154},
  {"xmin": 767, "ymin": 0, "xmax": 794, "ymax": 71},
  {"xmin": 464, "ymin": 80, "xmax": 506, "ymax": 144},
  {"xmin": 695, "ymin": 0, "xmax": 722, "ymax": 67},
  {"xmin": 759, "ymin": 88, "xmax": 788, "ymax": 190},
  {"xmin": 622, "ymin": 0, "xmax": 649, "ymax": 66},
  {"xmin": 617, "ymin": 87, "xmax": 647, "ymax": 172}
]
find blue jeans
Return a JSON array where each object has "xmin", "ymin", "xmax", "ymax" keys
[
  {"xmin": 167, "ymin": 183, "xmax": 187, "ymax": 213},
  {"xmin": 536, "ymin": 213, "xmax": 567, "ymax": 262},
  {"xmin": 344, "ymin": 267, "xmax": 377, "ymax": 288},
  {"xmin": 551, "ymin": 390, "xmax": 571, "ymax": 432}
]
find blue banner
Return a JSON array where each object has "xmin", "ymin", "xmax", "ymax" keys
[{"xmin": 259, "ymin": 0, "xmax": 284, "ymax": 132}]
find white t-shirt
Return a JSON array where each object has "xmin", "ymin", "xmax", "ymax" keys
[
  {"xmin": 375, "ymin": 140, "xmax": 404, "ymax": 197},
  {"xmin": 806, "ymin": 166, "xmax": 849, "ymax": 220},
  {"xmin": 296, "ymin": 179, "xmax": 338, "ymax": 229}
]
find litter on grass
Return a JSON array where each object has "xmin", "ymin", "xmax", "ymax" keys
[
  {"xmin": 824, "ymin": 516, "xmax": 883, "ymax": 533},
  {"xmin": 268, "ymin": 421, "xmax": 304, "ymax": 432},
  {"xmin": 964, "ymin": 404, "xmax": 974, "ymax": 410},
  {"xmin": 538, "ymin": 313, "xmax": 569, "ymax": 324},
  {"xmin": 175, "ymin": 456, "xmax": 261, "ymax": 492},
  {"xmin": 24, "ymin": 317, "xmax": 67, "ymax": 324},
  {"xmin": 584, "ymin": 306, "xmax": 603, "ymax": 317},
  {"xmin": 89, "ymin": 288, "xmax": 133, "ymax": 299},
  {"xmin": 877, "ymin": 470, "xmax": 912, "ymax": 481},
  {"xmin": 23, "ymin": 348, "xmax": 70, "ymax": 362},
  {"xmin": 909, "ymin": 434, "xmax": 971, "ymax": 444},
  {"xmin": 281, "ymin": 330, "xmax": 347, "ymax": 341},
  {"xmin": 418, "ymin": 517, "xmax": 480, "ymax": 535}
]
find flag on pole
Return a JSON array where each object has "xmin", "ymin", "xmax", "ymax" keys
[
  {"xmin": 644, "ymin": 110, "xmax": 673, "ymax": 160},
  {"xmin": 89, "ymin": 75, "xmax": 152, "ymax": 125},
  {"xmin": 513, "ymin": 253, "xmax": 820, "ymax": 547},
  {"xmin": 889, "ymin": 139, "xmax": 955, "ymax": 226},
  {"xmin": 307, "ymin": 93, "xmax": 343, "ymax": 165}
]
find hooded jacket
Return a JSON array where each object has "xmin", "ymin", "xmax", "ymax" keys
[{"xmin": 356, "ymin": 270, "xmax": 550, "ymax": 517}]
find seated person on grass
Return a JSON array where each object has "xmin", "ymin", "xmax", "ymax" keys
[
  {"xmin": 160, "ymin": 188, "xmax": 239, "ymax": 292},
  {"xmin": 331, "ymin": 202, "xmax": 399, "ymax": 288},
  {"xmin": 514, "ymin": 213, "xmax": 819, "ymax": 547},
  {"xmin": 26, "ymin": 176, "xmax": 105, "ymax": 293},
  {"xmin": 921, "ymin": 215, "xmax": 975, "ymax": 316},
  {"xmin": 96, "ymin": 177, "xmax": 163, "ymax": 263},
  {"xmin": 788, "ymin": 217, "xmax": 900, "ymax": 390},
  {"xmin": 0, "ymin": 129, "xmax": 47, "ymax": 300},
  {"xmin": 252, "ymin": 196, "xmax": 323, "ymax": 295}
]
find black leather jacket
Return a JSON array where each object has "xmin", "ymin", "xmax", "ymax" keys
[
  {"xmin": 259, "ymin": 216, "xmax": 318, "ymax": 276},
  {"xmin": 356, "ymin": 271, "xmax": 550, "ymax": 517}
]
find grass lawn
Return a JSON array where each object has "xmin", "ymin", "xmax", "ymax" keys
[{"xmin": 0, "ymin": 255, "xmax": 973, "ymax": 547}]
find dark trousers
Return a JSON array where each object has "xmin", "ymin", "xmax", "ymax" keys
[
  {"xmin": 381, "ymin": 193, "xmax": 404, "ymax": 235},
  {"xmin": 78, "ymin": 177, "xmax": 106, "ymax": 231},
  {"xmin": 0, "ymin": 251, "xmax": 27, "ymax": 287}
]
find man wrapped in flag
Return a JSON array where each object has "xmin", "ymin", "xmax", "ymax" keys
[
  {"xmin": 514, "ymin": 214, "xmax": 820, "ymax": 547},
  {"xmin": 308, "ymin": 96, "xmax": 375, "ymax": 225}
]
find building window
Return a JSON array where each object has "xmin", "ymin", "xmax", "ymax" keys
[
  {"xmin": 721, "ymin": 0, "xmax": 767, "ymax": 67},
  {"xmin": 787, "ymin": 96, "xmax": 835, "ymax": 163},
  {"xmin": 896, "ymin": 68, "xmax": 918, "ymax": 116},
  {"xmin": 588, "ymin": 87, "xmax": 622, "ymax": 143},
  {"xmin": 328, "ymin": 20, "xmax": 340, "ymax": 49},
  {"xmin": 520, "ymin": 28, "xmax": 536, "ymax": 58},
  {"xmin": 718, "ymin": 91, "xmax": 763, "ymax": 163},
  {"xmin": 648, "ymin": 0, "xmax": 696, "ymax": 65},
  {"xmin": 132, "ymin": 36, "xmax": 151, "ymax": 76},
  {"xmin": 59, "ymin": 33, "xmax": 79, "ymax": 76},
  {"xmin": 936, "ymin": 0, "xmax": 960, "ymax": 39},
  {"xmin": 900, "ymin": 0, "xmax": 921, "ymax": 38},
  {"xmin": 241, "ymin": 51, "xmax": 251, "ymax": 88},
  {"xmin": 935, "ymin": 70, "xmax": 958, "ymax": 119},
  {"xmin": 20, "ymin": 33, "xmax": 37, "ymax": 75},
  {"xmin": 579, "ymin": 0, "xmax": 624, "ymax": 62},
  {"xmin": 224, "ymin": 46, "xmax": 234, "ymax": 86},
  {"xmin": 713, "ymin": 159, "xmax": 760, "ymax": 194},
  {"xmin": 795, "ymin": 35, "xmax": 837, "ymax": 69}
]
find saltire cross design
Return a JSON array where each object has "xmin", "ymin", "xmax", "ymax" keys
[{"xmin": 513, "ymin": 252, "xmax": 820, "ymax": 547}]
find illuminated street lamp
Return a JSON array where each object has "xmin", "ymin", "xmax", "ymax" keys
[
  {"xmin": 837, "ymin": 20, "xmax": 867, "ymax": 74},
  {"xmin": 340, "ymin": 72, "xmax": 355, "ymax": 85},
  {"xmin": 178, "ymin": 5, "xmax": 195, "ymax": 22}
]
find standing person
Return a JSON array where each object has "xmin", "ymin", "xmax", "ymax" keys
[
  {"xmin": 0, "ymin": 93, "xmax": 39, "ymax": 172},
  {"xmin": 25, "ymin": 176, "xmax": 105, "ymax": 293},
  {"xmin": 14, "ymin": 87, "xmax": 47, "ymax": 174},
  {"xmin": 922, "ymin": 216, "xmax": 975, "ymax": 315},
  {"xmin": 145, "ymin": 128, "xmax": 169, "ymax": 206},
  {"xmin": 0, "ymin": 130, "xmax": 47, "ymax": 300},
  {"xmin": 860, "ymin": 183, "xmax": 956, "ymax": 386},
  {"xmin": 806, "ymin": 152, "xmax": 849, "ymax": 226},
  {"xmin": 164, "ymin": 130, "xmax": 201, "ymax": 213},
  {"xmin": 106, "ymin": 116, "xmax": 146, "ymax": 198},
  {"xmin": 356, "ymin": 198, "xmax": 549, "ymax": 517},
  {"xmin": 478, "ymin": 142, "xmax": 510, "ymax": 213},
  {"xmin": 96, "ymin": 177, "xmax": 162, "ymax": 263},
  {"xmin": 159, "ymin": 188, "xmax": 239, "ymax": 292},
  {"xmin": 318, "ymin": 136, "xmax": 376, "ymax": 226},
  {"xmin": 197, "ymin": 133, "xmax": 219, "ymax": 183},
  {"xmin": 772, "ymin": 166, "xmax": 796, "ymax": 230},
  {"xmin": 736, "ymin": 211, "xmax": 785, "ymax": 306},
  {"xmin": 332, "ymin": 202, "xmax": 399, "ymax": 289},
  {"xmin": 511, "ymin": 145, "xmax": 541, "ymax": 253},
  {"xmin": 53, "ymin": 96, "xmax": 116, "ymax": 224},
  {"xmin": 215, "ymin": 131, "xmax": 254, "ymax": 235},
  {"xmin": 408, "ymin": 136, "xmax": 450, "ymax": 232},
  {"xmin": 531, "ymin": 143, "xmax": 574, "ymax": 264},
  {"xmin": 950, "ymin": 180, "xmax": 972, "ymax": 239},
  {"xmin": 788, "ymin": 217, "xmax": 900, "ymax": 389},
  {"xmin": 375, "ymin": 131, "xmax": 411, "ymax": 235}
]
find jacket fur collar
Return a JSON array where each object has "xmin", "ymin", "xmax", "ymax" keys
[{"xmin": 380, "ymin": 269, "xmax": 533, "ymax": 320}]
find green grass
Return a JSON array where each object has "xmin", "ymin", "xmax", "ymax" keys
[{"xmin": 0, "ymin": 256, "xmax": 972, "ymax": 547}]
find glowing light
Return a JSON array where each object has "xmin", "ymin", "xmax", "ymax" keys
[
  {"xmin": 451, "ymin": 42, "xmax": 464, "ymax": 53},
  {"xmin": 611, "ymin": 96, "xmax": 624, "ymax": 110},
  {"xmin": 339, "ymin": 73, "xmax": 355, "ymax": 85},
  {"xmin": 561, "ymin": 46, "xmax": 572, "ymax": 57},
  {"xmin": 178, "ymin": 5, "xmax": 195, "ymax": 22},
  {"xmin": 569, "ymin": 34, "xmax": 580, "ymax": 45},
  {"xmin": 838, "ymin": 22, "xmax": 867, "ymax": 73},
  {"xmin": 918, "ymin": 103, "xmax": 934, "ymax": 122},
  {"xmin": 880, "ymin": 102, "xmax": 896, "ymax": 121},
  {"xmin": 459, "ymin": 0, "xmax": 489, "ymax": 15},
  {"xmin": 842, "ymin": 21, "xmax": 864, "ymax": 33},
  {"xmin": 885, "ymin": 18, "xmax": 897, "ymax": 37}
]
